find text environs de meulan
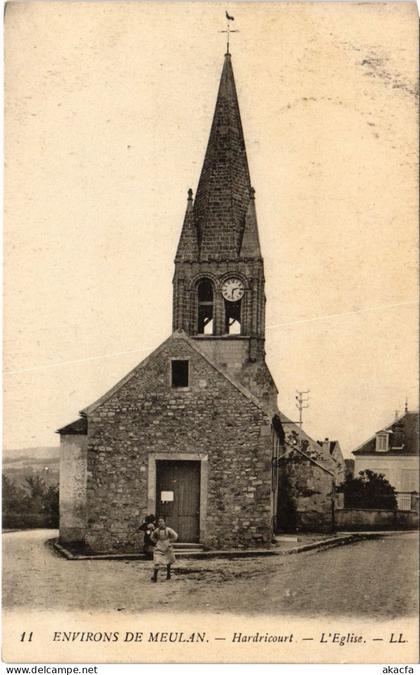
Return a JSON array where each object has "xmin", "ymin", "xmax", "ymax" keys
[{"xmin": 52, "ymin": 631, "xmax": 294, "ymax": 644}]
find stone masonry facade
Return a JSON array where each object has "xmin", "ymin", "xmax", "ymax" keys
[
  {"xmin": 83, "ymin": 334, "xmax": 273, "ymax": 553},
  {"xmin": 277, "ymin": 453, "xmax": 335, "ymax": 533}
]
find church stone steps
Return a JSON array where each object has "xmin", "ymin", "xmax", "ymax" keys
[{"xmin": 173, "ymin": 542, "xmax": 204, "ymax": 554}]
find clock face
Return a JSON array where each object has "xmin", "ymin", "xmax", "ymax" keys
[{"xmin": 222, "ymin": 278, "xmax": 245, "ymax": 302}]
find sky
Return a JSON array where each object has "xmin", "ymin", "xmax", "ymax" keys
[{"xmin": 4, "ymin": 1, "xmax": 419, "ymax": 457}]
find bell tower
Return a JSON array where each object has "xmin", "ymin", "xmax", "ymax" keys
[{"xmin": 172, "ymin": 52, "xmax": 277, "ymax": 410}]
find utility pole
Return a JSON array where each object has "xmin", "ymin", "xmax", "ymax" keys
[{"xmin": 295, "ymin": 390, "xmax": 310, "ymax": 444}]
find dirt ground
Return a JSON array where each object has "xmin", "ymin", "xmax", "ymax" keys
[{"xmin": 3, "ymin": 530, "xmax": 418, "ymax": 618}]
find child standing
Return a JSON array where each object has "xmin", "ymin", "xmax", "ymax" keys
[
  {"xmin": 150, "ymin": 517, "xmax": 178, "ymax": 582},
  {"xmin": 138, "ymin": 513, "xmax": 156, "ymax": 560}
]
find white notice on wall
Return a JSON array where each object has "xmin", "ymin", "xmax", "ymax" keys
[{"xmin": 161, "ymin": 491, "xmax": 174, "ymax": 502}]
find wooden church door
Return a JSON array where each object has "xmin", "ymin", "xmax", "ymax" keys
[{"xmin": 156, "ymin": 460, "xmax": 200, "ymax": 542}]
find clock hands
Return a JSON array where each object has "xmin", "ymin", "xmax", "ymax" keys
[{"xmin": 222, "ymin": 278, "xmax": 244, "ymax": 301}]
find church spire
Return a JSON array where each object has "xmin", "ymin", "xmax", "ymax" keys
[{"xmin": 193, "ymin": 53, "xmax": 253, "ymax": 261}]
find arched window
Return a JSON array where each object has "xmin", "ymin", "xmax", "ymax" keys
[
  {"xmin": 224, "ymin": 299, "xmax": 241, "ymax": 335},
  {"xmin": 197, "ymin": 278, "xmax": 214, "ymax": 335}
]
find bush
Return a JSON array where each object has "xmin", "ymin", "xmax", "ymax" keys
[
  {"xmin": 337, "ymin": 469, "xmax": 397, "ymax": 510},
  {"xmin": 2, "ymin": 473, "xmax": 59, "ymax": 529}
]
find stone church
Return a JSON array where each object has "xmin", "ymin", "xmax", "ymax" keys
[{"xmin": 58, "ymin": 51, "xmax": 339, "ymax": 553}]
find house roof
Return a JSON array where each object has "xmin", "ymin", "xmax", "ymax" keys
[
  {"xmin": 273, "ymin": 415, "xmax": 335, "ymax": 476},
  {"xmin": 317, "ymin": 439, "xmax": 339, "ymax": 451},
  {"xmin": 352, "ymin": 411, "xmax": 419, "ymax": 457},
  {"xmin": 316, "ymin": 439, "xmax": 344, "ymax": 461}
]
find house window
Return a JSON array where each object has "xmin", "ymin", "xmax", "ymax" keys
[
  {"xmin": 171, "ymin": 360, "xmax": 189, "ymax": 388},
  {"xmin": 376, "ymin": 433, "xmax": 389, "ymax": 452}
]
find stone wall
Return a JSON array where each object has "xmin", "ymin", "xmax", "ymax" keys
[
  {"xmin": 336, "ymin": 508, "xmax": 418, "ymax": 530},
  {"xmin": 173, "ymin": 258, "xmax": 266, "ymax": 348},
  {"xmin": 195, "ymin": 336, "xmax": 278, "ymax": 411},
  {"xmin": 277, "ymin": 452, "xmax": 335, "ymax": 533},
  {"xmin": 84, "ymin": 335, "xmax": 273, "ymax": 553},
  {"xmin": 59, "ymin": 434, "xmax": 87, "ymax": 543}
]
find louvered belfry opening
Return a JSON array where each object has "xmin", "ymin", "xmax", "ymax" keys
[
  {"xmin": 197, "ymin": 278, "xmax": 214, "ymax": 335},
  {"xmin": 224, "ymin": 298, "xmax": 242, "ymax": 335}
]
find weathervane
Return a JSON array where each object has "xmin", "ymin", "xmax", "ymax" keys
[{"xmin": 219, "ymin": 11, "xmax": 239, "ymax": 54}]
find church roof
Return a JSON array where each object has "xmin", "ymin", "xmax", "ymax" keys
[
  {"xmin": 57, "ymin": 416, "xmax": 87, "ymax": 435},
  {"xmin": 80, "ymin": 330, "xmax": 274, "ymax": 418},
  {"xmin": 352, "ymin": 411, "xmax": 419, "ymax": 456},
  {"xmin": 57, "ymin": 331, "xmax": 334, "ymax": 475},
  {"xmin": 183, "ymin": 53, "xmax": 260, "ymax": 262}
]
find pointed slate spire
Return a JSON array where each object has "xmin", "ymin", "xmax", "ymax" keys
[
  {"xmin": 194, "ymin": 53, "xmax": 252, "ymax": 260},
  {"xmin": 240, "ymin": 187, "xmax": 262, "ymax": 259},
  {"xmin": 175, "ymin": 188, "xmax": 198, "ymax": 262}
]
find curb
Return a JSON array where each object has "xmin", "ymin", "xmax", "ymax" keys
[
  {"xmin": 52, "ymin": 531, "xmax": 385, "ymax": 561},
  {"xmin": 276, "ymin": 532, "xmax": 381, "ymax": 557},
  {"xmin": 52, "ymin": 540, "xmax": 148, "ymax": 561}
]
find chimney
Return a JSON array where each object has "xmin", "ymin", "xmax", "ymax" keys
[{"xmin": 391, "ymin": 421, "xmax": 404, "ymax": 449}]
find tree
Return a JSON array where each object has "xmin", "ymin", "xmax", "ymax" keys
[
  {"xmin": 338, "ymin": 469, "xmax": 397, "ymax": 509},
  {"xmin": 42, "ymin": 484, "xmax": 59, "ymax": 518},
  {"xmin": 2, "ymin": 474, "xmax": 30, "ymax": 513},
  {"xmin": 24, "ymin": 473, "xmax": 59, "ymax": 516},
  {"xmin": 24, "ymin": 474, "xmax": 47, "ymax": 512},
  {"xmin": 2, "ymin": 472, "xmax": 59, "ymax": 528}
]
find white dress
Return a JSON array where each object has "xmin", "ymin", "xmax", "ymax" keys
[{"xmin": 151, "ymin": 526, "xmax": 178, "ymax": 566}]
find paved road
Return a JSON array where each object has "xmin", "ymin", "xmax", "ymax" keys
[{"xmin": 3, "ymin": 530, "xmax": 418, "ymax": 617}]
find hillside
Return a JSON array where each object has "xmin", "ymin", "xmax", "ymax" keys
[{"xmin": 3, "ymin": 446, "xmax": 60, "ymax": 485}]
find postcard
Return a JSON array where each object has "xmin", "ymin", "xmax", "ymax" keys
[{"xmin": 3, "ymin": 1, "xmax": 419, "ymax": 664}]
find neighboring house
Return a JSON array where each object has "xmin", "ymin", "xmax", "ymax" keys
[
  {"xmin": 57, "ymin": 50, "xmax": 337, "ymax": 554},
  {"xmin": 352, "ymin": 410, "xmax": 419, "ymax": 511},
  {"xmin": 317, "ymin": 439, "xmax": 345, "ymax": 486},
  {"xmin": 344, "ymin": 459, "xmax": 355, "ymax": 479},
  {"xmin": 275, "ymin": 427, "xmax": 336, "ymax": 534}
]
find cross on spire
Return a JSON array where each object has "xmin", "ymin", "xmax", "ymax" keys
[{"xmin": 219, "ymin": 11, "xmax": 239, "ymax": 54}]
